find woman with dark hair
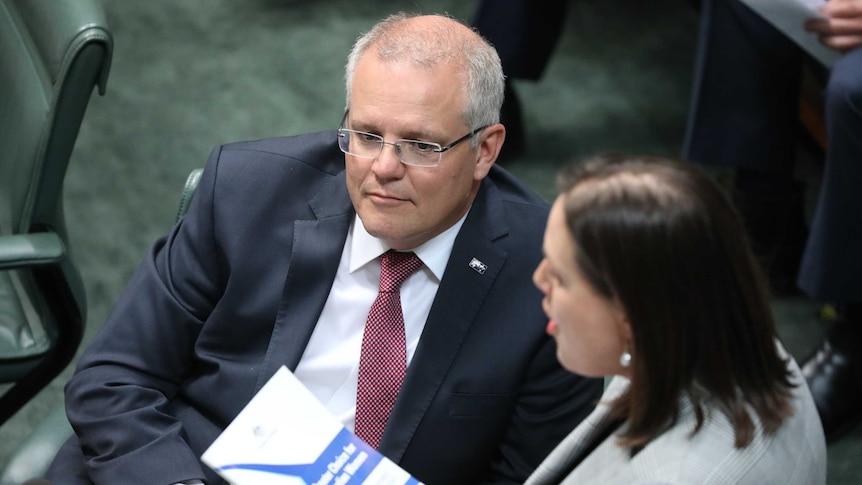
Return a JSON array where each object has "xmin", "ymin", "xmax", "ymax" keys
[{"xmin": 527, "ymin": 154, "xmax": 826, "ymax": 484}]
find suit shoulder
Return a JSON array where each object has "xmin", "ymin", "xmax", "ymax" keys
[
  {"xmin": 487, "ymin": 164, "xmax": 549, "ymax": 211},
  {"xmin": 486, "ymin": 165, "xmax": 550, "ymax": 234},
  {"xmin": 198, "ymin": 131, "xmax": 349, "ymax": 211},
  {"xmin": 216, "ymin": 130, "xmax": 344, "ymax": 177}
]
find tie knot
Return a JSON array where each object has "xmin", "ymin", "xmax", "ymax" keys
[{"xmin": 378, "ymin": 250, "xmax": 422, "ymax": 293}]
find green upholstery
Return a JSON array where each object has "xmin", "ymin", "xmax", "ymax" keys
[
  {"xmin": 0, "ymin": 0, "xmax": 112, "ymax": 425},
  {"xmin": 176, "ymin": 169, "xmax": 204, "ymax": 224},
  {"xmin": 0, "ymin": 407, "xmax": 70, "ymax": 485},
  {"xmin": 0, "ymin": 168, "xmax": 204, "ymax": 484}
]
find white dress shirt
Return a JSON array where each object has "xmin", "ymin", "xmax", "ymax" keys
[
  {"xmin": 292, "ymin": 212, "xmax": 466, "ymax": 431},
  {"xmin": 179, "ymin": 214, "xmax": 466, "ymax": 484}
]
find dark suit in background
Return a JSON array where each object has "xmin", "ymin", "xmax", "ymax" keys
[
  {"xmin": 471, "ymin": 0, "xmax": 569, "ymax": 81},
  {"xmin": 471, "ymin": 0, "xmax": 569, "ymax": 158},
  {"xmin": 683, "ymin": 0, "xmax": 862, "ymax": 440},
  {"xmin": 50, "ymin": 131, "xmax": 601, "ymax": 484},
  {"xmin": 684, "ymin": 0, "xmax": 862, "ymax": 301}
]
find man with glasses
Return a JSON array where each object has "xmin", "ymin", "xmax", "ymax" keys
[{"xmin": 50, "ymin": 12, "xmax": 601, "ymax": 485}]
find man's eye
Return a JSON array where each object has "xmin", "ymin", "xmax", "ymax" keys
[
  {"xmin": 411, "ymin": 142, "xmax": 436, "ymax": 153},
  {"xmin": 359, "ymin": 133, "xmax": 380, "ymax": 143}
]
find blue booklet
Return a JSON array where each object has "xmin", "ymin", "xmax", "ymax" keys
[{"xmin": 202, "ymin": 366, "xmax": 423, "ymax": 485}]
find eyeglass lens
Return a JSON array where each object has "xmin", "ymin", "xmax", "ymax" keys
[{"xmin": 340, "ymin": 130, "xmax": 441, "ymax": 166}]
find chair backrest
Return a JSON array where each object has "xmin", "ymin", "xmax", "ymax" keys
[
  {"xmin": 1, "ymin": 0, "xmax": 112, "ymax": 235},
  {"xmin": 0, "ymin": 0, "xmax": 112, "ymax": 424}
]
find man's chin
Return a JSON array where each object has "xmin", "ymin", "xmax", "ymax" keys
[{"xmin": 359, "ymin": 214, "xmax": 406, "ymax": 241}]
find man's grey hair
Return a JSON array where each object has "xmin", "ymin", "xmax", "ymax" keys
[{"xmin": 344, "ymin": 13, "xmax": 504, "ymax": 147}]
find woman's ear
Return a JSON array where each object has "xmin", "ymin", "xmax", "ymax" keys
[{"xmin": 616, "ymin": 306, "xmax": 633, "ymax": 344}]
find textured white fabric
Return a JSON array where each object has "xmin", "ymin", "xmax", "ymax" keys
[
  {"xmin": 292, "ymin": 213, "xmax": 464, "ymax": 430},
  {"xmin": 526, "ymin": 354, "xmax": 826, "ymax": 485}
]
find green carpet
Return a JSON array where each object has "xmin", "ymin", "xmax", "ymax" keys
[{"xmin": 2, "ymin": 0, "xmax": 859, "ymax": 482}]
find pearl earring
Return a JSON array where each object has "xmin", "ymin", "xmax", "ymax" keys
[{"xmin": 619, "ymin": 346, "xmax": 632, "ymax": 367}]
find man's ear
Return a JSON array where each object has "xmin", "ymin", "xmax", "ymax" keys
[{"xmin": 473, "ymin": 123, "xmax": 505, "ymax": 180}]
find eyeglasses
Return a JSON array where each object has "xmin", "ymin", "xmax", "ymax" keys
[{"xmin": 337, "ymin": 111, "xmax": 488, "ymax": 167}]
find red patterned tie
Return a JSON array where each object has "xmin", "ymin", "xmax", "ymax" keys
[{"xmin": 355, "ymin": 250, "xmax": 423, "ymax": 449}]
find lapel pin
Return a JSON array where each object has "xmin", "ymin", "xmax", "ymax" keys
[{"xmin": 469, "ymin": 257, "xmax": 487, "ymax": 275}]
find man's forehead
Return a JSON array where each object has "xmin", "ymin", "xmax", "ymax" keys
[
  {"xmin": 347, "ymin": 109, "xmax": 450, "ymax": 142},
  {"xmin": 347, "ymin": 61, "xmax": 469, "ymax": 136}
]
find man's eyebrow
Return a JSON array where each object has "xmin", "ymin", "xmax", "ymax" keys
[
  {"xmin": 347, "ymin": 119, "xmax": 378, "ymax": 133},
  {"xmin": 350, "ymin": 119, "xmax": 441, "ymax": 142},
  {"xmin": 398, "ymin": 128, "xmax": 442, "ymax": 142}
]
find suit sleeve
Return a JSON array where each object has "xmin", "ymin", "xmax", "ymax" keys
[{"xmin": 63, "ymin": 147, "xmax": 227, "ymax": 484}]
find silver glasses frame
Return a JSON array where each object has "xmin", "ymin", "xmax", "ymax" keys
[{"xmin": 336, "ymin": 111, "xmax": 489, "ymax": 167}]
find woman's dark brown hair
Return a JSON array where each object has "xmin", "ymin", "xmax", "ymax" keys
[{"xmin": 558, "ymin": 153, "xmax": 795, "ymax": 449}]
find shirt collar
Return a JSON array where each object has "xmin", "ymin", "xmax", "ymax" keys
[{"xmin": 349, "ymin": 211, "xmax": 469, "ymax": 281}]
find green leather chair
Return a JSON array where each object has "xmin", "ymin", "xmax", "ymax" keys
[
  {"xmin": 0, "ymin": 168, "xmax": 203, "ymax": 484},
  {"xmin": 0, "ymin": 0, "xmax": 112, "ymax": 426}
]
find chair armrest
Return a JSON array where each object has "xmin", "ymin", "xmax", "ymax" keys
[
  {"xmin": 0, "ymin": 406, "xmax": 73, "ymax": 485},
  {"xmin": 0, "ymin": 233, "xmax": 66, "ymax": 270}
]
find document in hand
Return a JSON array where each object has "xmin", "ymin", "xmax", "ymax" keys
[
  {"xmin": 738, "ymin": 0, "xmax": 839, "ymax": 67},
  {"xmin": 202, "ymin": 366, "xmax": 424, "ymax": 485}
]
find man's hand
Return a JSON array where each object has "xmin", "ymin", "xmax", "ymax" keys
[{"xmin": 805, "ymin": 0, "xmax": 862, "ymax": 53}]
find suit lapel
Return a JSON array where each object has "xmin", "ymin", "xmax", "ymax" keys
[
  {"xmin": 255, "ymin": 172, "xmax": 353, "ymax": 392},
  {"xmin": 378, "ymin": 180, "xmax": 509, "ymax": 460}
]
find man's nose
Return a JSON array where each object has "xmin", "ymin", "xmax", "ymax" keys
[{"xmin": 373, "ymin": 142, "xmax": 405, "ymax": 175}]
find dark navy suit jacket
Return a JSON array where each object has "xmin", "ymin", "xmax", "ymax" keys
[
  {"xmin": 55, "ymin": 131, "xmax": 602, "ymax": 485},
  {"xmin": 683, "ymin": 0, "xmax": 862, "ymax": 300}
]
